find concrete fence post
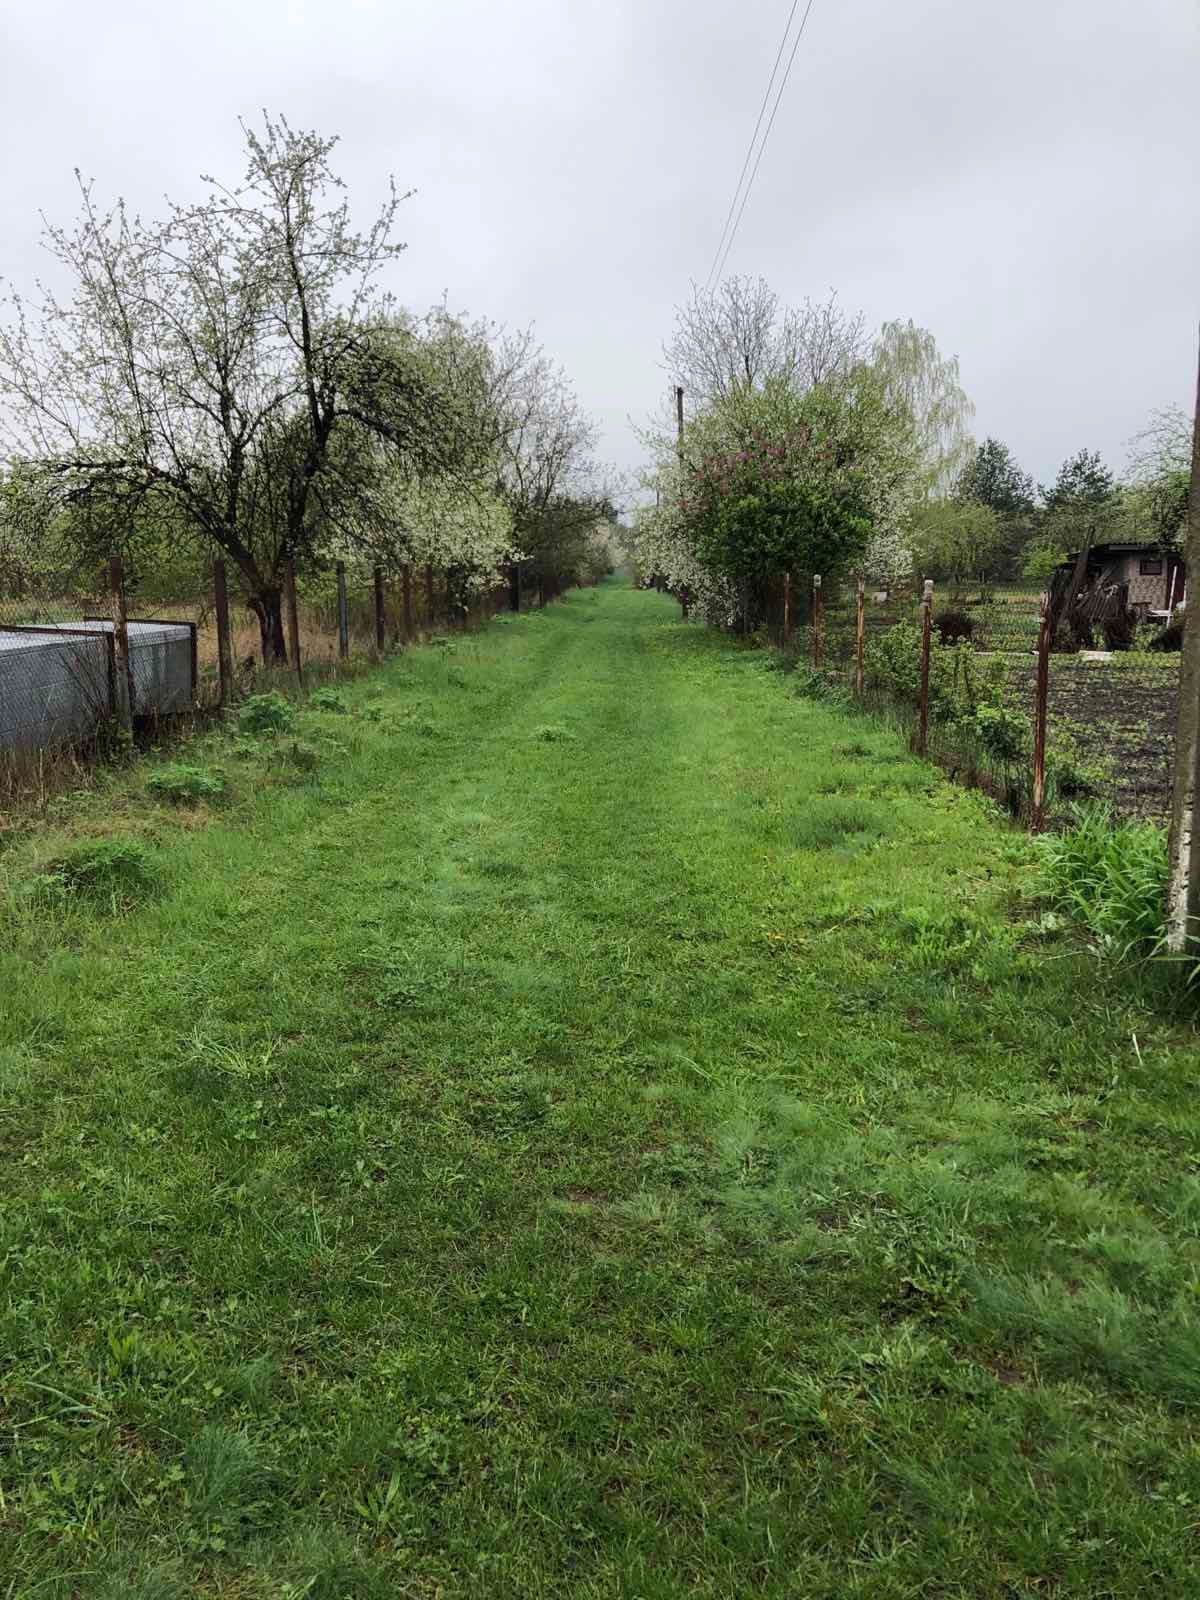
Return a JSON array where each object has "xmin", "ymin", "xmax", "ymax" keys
[{"xmin": 811, "ymin": 574, "xmax": 823, "ymax": 669}]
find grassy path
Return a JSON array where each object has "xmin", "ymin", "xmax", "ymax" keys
[{"xmin": 2, "ymin": 580, "xmax": 1198, "ymax": 1597}]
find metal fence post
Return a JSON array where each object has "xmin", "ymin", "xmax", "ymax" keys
[
  {"xmin": 373, "ymin": 565, "xmax": 386, "ymax": 652},
  {"xmin": 336, "ymin": 561, "xmax": 350, "ymax": 660},
  {"xmin": 811, "ymin": 574, "xmax": 823, "ymax": 669},
  {"xmin": 1031, "ymin": 590, "xmax": 1052, "ymax": 831},
  {"xmin": 214, "ymin": 558, "xmax": 234, "ymax": 708},
  {"xmin": 855, "ymin": 572, "xmax": 866, "ymax": 699},
  {"xmin": 108, "ymin": 554, "xmax": 134, "ymax": 731},
  {"xmin": 917, "ymin": 578, "xmax": 934, "ymax": 757},
  {"xmin": 285, "ymin": 559, "xmax": 302, "ymax": 686}
]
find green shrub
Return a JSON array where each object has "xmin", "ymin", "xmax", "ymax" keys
[
  {"xmin": 1037, "ymin": 805, "xmax": 1167, "ymax": 963},
  {"xmin": 531, "ymin": 724, "xmax": 577, "ymax": 744},
  {"xmin": 970, "ymin": 702, "xmax": 1026, "ymax": 764},
  {"xmin": 309, "ymin": 688, "xmax": 349, "ymax": 714},
  {"xmin": 34, "ymin": 837, "xmax": 162, "ymax": 910},
  {"xmin": 146, "ymin": 763, "xmax": 226, "ymax": 805},
  {"xmin": 237, "ymin": 692, "xmax": 295, "ymax": 736}
]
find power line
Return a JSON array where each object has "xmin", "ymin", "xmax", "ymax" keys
[
  {"xmin": 708, "ymin": 0, "xmax": 818, "ymax": 291},
  {"xmin": 702, "ymin": 0, "xmax": 801, "ymax": 295}
]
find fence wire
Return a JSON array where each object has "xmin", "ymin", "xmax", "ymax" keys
[{"xmin": 766, "ymin": 575, "xmax": 1183, "ymax": 828}]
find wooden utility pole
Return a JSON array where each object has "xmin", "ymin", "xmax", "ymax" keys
[
  {"xmin": 1031, "ymin": 591, "xmax": 1052, "ymax": 832},
  {"xmin": 917, "ymin": 578, "xmax": 934, "ymax": 756},
  {"xmin": 284, "ymin": 559, "xmax": 302, "ymax": 685},
  {"xmin": 213, "ymin": 558, "xmax": 234, "ymax": 708},
  {"xmin": 108, "ymin": 554, "xmax": 134, "ymax": 732},
  {"xmin": 675, "ymin": 385, "xmax": 691, "ymax": 621},
  {"xmin": 1166, "ymin": 329, "xmax": 1200, "ymax": 953},
  {"xmin": 336, "ymin": 561, "xmax": 350, "ymax": 660},
  {"xmin": 373, "ymin": 566, "xmax": 386, "ymax": 652}
]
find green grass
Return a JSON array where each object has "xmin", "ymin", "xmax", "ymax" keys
[{"xmin": 1, "ymin": 579, "xmax": 1198, "ymax": 1597}]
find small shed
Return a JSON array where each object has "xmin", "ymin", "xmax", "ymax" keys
[
  {"xmin": 0, "ymin": 619, "xmax": 194, "ymax": 752},
  {"xmin": 1056, "ymin": 541, "xmax": 1185, "ymax": 620}
]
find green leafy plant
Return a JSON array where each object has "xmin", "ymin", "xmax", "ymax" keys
[
  {"xmin": 146, "ymin": 764, "xmax": 226, "ymax": 805},
  {"xmin": 237, "ymin": 692, "xmax": 295, "ymax": 736},
  {"xmin": 309, "ymin": 688, "xmax": 348, "ymax": 714}
]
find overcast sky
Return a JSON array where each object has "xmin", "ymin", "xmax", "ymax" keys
[{"xmin": 2, "ymin": 0, "xmax": 1195, "ymax": 498}]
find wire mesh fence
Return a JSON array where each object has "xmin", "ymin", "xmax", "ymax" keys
[
  {"xmin": 0, "ymin": 555, "xmax": 538, "ymax": 792},
  {"xmin": 764, "ymin": 572, "xmax": 1185, "ymax": 829}
]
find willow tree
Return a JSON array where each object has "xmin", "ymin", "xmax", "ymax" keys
[
  {"xmin": 0, "ymin": 115, "xmax": 464, "ymax": 659},
  {"xmin": 872, "ymin": 320, "xmax": 975, "ymax": 498}
]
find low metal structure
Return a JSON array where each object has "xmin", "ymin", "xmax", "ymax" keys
[{"xmin": 0, "ymin": 618, "xmax": 195, "ymax": 752}]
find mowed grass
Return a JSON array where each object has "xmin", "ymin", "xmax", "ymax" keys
[{"xmin": 1, "ymin": 580, "xmax": 1199, "ymax": 1597}]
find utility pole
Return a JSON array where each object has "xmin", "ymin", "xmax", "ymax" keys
[
  {"xmin": 1166, "ymin": 327, "xmax": 1200, "ymax": 953},
  {"xmin": 675, "ymin": 385, "xmax": 690, "ymax": 621}
]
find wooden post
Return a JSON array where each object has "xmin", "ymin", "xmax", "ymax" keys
[
  {"xmin": 917, "ymin": 578, "xmax": 934, "ymax": 756},
  {"xmin": 538, "ymin": 577, "xmax": 546, "ymax": 610},
  {"xmin": 1167, "ymin": 326, "xmax": 1200, "ymax": 952},
  {"xmin": 782, "ymin": 572, "xmax": 792, "ymax": 647},
  {"xmin": 811, "ymin": 574, "xmax": 823, "ymax": 669},
  {"xmin": 214, "ymin": 558, "xmax": 234, "ymax": 708},
  {"xmin": 402, "ymin": 563, "xmax": 414, "ymax": 642},
  {"xmin": 855, "ymin": 572, "xmax": 866, "ymax": 698},
  {"xmin": 1031, "ymin": 590, "xmax": 1051, "ymax": 832},
  {"xmin": 336, "ymin": 561, "xmax": 349, "ymax": 660},
  {"xmin": 373, "ymin": 565, "xmax": 386, "ymax": 652},
  {"xmin": 510, "ymin": 561, "xmax": 521, "ymax": 613},
  {"xmin": 284, "ymin": 559, "xmax": 302, "ymax": 686},
  {"xmin": 109, "ymin": 554, "xmax": 134, "ymax": 731}
]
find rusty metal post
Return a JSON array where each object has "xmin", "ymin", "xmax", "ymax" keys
[
  {"xmin": 917, "ymin": 578, "xmax": 934, "ymax": 756},
  {"xmin": 1031, "ymin": 590, "xmax": 1052, "ymax": 831},
  {"xmin": 373, "ymin": 565, "xmax": 386, "ymax": 652},
  {"xmin": 811, "ymin": 574, "xmax": 823, "ymax": 669},
  {"xmin": 336, "ymin": 561, "xmax": 350, "ymax": 660},
  {"xmin": 108, "ymin": 554, "xmax": 134, "ymax": 731},
  {"xmin": 284, "ymin": 559, "xmax": 302, "ymax": 686},
  {"xmin": 401, "ymin": 560, "xmax": 416, "ymax": 640},
  {"xmin": 782, "ymin": 572, "xmax": 792, "ymax": 647},
  {"xmin": 855, "ymin": 572, "xmax": 866, "ymax": 698},
  {"xmin": 213, "ymin": 558, "xmax": 234, "ymax": 708}
]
